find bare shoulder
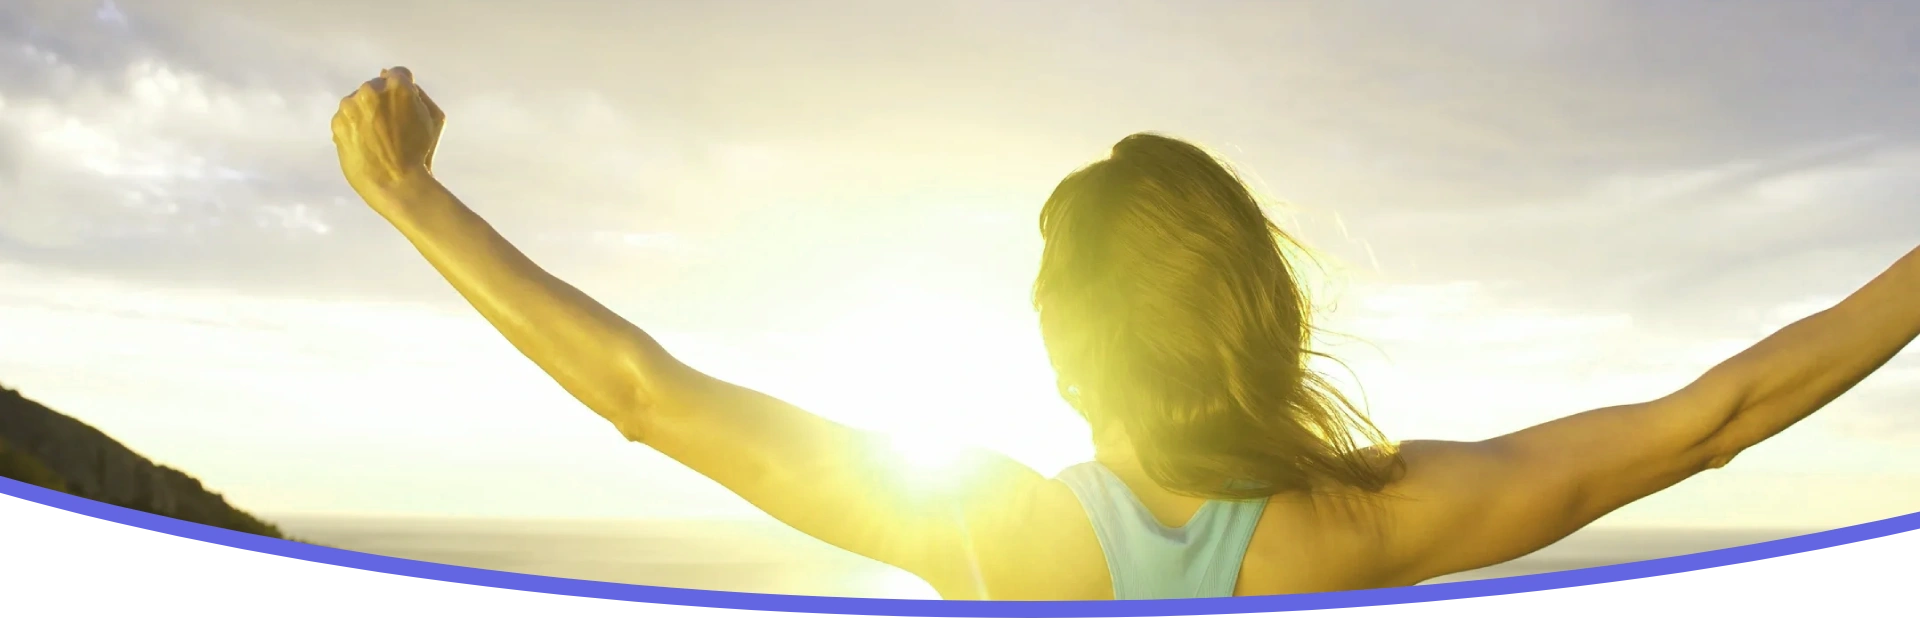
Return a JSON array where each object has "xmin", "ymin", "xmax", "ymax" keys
[
  {"xmin": 1386, "ymin": 439, "xmax": 1510, "ymax": 494},
  {"xmin": 1228, "ymin": 445, "xmax": 1428, "ymax": 595},
  {"xmin": 939, "ymin": 474, "xmax": 1110, "ymax": 600},
  {"xmin": 1353, "ymin": 434, "xmax": 1680, "ymax": 586},
  {"xmin": 1235, "ymin": 441, "xmax": 1510, "ymax": 593},
  {"xmin": 1243, "ymin": 392, "xmax": 1757, "ymax": 590}
]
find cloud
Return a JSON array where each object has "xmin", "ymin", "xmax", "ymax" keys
[
  {"xmin": 93, "ymin": 1, "xmax": 127, "ymax": 27},
  {"xmin": 1321, "ymin": 141, "xmax": 1920, "ymax": 339},
  {"xmin": 0, "ymin": 2, "xmax": 707, "ymax": 304},
  {"xmin": 0, "ymin": 7, "xmax": 370, "ymax": 283}
]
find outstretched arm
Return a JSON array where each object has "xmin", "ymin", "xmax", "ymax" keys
[
  {"xmin": 1376, "ymin": 243, "xmax": 1920, "ymax": 585},
  {"xmin": 330, "ymin": 68, "xmax": 1048, "ymax": 598}
]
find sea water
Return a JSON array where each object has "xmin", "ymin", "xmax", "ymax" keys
[{"xmin": 274, "ymin": 515, "xmax": 1809, "ymax": 599}]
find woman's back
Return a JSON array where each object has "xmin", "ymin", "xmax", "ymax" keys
[
  {"xmin": 971, "ymin": 455, "xmax": 1408, "ymax": 600},
  {"xmin": 972, "ymin": 439, "xmax": 1673, "ymax": 600},
  {"xmin": 1021, "ymin": 458, "xmax": 1397, "ymax": 598},
  {"xmin": 1055, "ymin": 461, "xmax": 1266, "ymax": 599}
]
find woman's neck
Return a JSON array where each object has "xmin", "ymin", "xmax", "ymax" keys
[
  {"xmin": 1090, "ymin": 436, "xmax": 1138, "ymax": 470},
  {"xmin": 1089, "ymin": 441, "xmax": 1212, "ymax": 529}
]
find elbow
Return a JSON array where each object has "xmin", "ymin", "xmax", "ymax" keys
[
  {"xmin": 597, "ymin": 348, "xmax": 683, "ymax": 444},
  {"xmin": 608, "ymin": 349, "xmax": 722, "ymax": 445},
  {"xmin": 1702, "ymin": 443, "xmax": 1744, "ymax": 471},
  {"xmin": 1690, "ymin": 400, "xmax": 1760, "ymax": 473},
  {"xmin": 599, "ymin": 381, "xmax": 658, "ymax": 444},
  {"xmin": 1691, "ymin": 434, "xmax": 1744, "ymax": 472},
  {"xmin": 1695, "ymin": 450, "xmax": 1733, "ymax": 472},
  {"xmin": 1656, "ymin": 383, "xmax": 1752, "ymax": 474}
]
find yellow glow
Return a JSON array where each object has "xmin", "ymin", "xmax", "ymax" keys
[
  {"xmin": 886, "ymin": 433, "xmax": 967, "ymax": 477},
  {"xmin": 780, "ymin": 286, "xmax": 1090, "ymax": 478}
]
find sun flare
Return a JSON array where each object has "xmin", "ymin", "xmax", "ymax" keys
[{"xmin": 886, "ymin": 433, "xmax": 969, "ymax": 476}]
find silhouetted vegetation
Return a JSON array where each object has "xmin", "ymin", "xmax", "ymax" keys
[
  {"xmin": 0, "ymin": 384, "xmax": 286, "ymax": 539},
  {"xmin": 0, "ymin": 435, "xmax": 70, "ymax": 493}
]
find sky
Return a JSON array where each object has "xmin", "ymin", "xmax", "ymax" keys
[{"xmin": 2, "ymin": 0, "xmax": 1919, "ymax": 529}]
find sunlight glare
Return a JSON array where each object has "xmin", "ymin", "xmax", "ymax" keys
[{"xmin": 887, "ymin": 432, "xmax": 968, "ymax": 480}]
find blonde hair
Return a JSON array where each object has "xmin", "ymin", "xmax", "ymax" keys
[{"xmin": 1032, "ymin": 133, "xmax": 1400, "ymax": 499}]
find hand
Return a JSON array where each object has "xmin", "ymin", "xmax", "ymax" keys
[{"xmin": 331, "ymin": 66, "xmax": 446, "ymax": 201}]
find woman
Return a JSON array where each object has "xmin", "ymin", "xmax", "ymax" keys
[{"xmin": 331, "ymin": 67, "xmax": 1920, "ymax": 600}]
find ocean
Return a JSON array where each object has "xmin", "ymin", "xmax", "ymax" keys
[{"xmin": 273, "ymin": 515, "xmax": 1810, "ymax": 599}]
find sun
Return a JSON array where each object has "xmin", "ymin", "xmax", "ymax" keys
[
  {"xmin": 885, "ymin": 432, "xmax": 969, "ymax": 479},
  {"xmin": 776, "ymin": 285, "xmax": 1095, "ymax": 481}
]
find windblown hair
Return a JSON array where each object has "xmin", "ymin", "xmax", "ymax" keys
[{"xmin": 1033, "ymin": 133, "xmax": 1400, "ymax": 500}]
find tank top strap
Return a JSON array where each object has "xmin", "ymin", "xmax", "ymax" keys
[{"xmin": 1057, "ymin": 461, "xmax": 1268, "ymax": 599}]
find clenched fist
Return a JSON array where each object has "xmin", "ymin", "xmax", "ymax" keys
[{"xmin": 331, "ymin": 66, "xmax": 445, "ymax": 201}]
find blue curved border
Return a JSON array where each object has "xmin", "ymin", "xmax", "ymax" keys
[{"xmin": 2, "ymin": 475, "xmax": 1915, "ymax": 618}]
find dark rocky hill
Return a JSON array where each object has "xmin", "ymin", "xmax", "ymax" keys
[{"xmin": 0, "ymin": 385, "xmax": 284, "ymax": 539}]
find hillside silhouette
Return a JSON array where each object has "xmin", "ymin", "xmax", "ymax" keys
[{"xmin": 0, "ymin": 385, "xmax": 285, "ymax": 539}]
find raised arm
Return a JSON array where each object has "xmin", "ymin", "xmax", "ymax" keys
[
  {"xmin": 1375, "ymin": 243, "xmax": 1920, "ymax": 585},
  {"xmin": 329, "ymin": 68, "xmax": 1049, "ymax": 598}
]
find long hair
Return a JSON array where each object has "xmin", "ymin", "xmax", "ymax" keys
[{"xmin": 1033, "ymin": 133, "xmax": 1400, "ymax": 500}]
